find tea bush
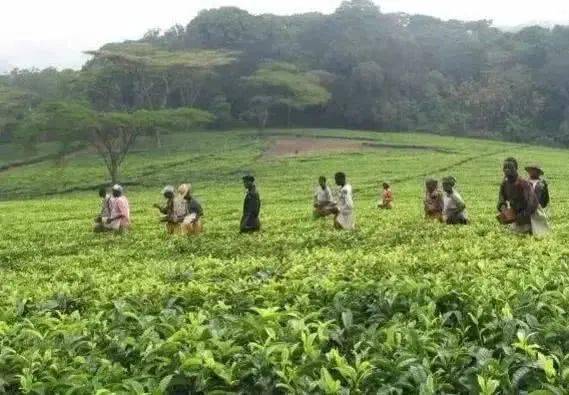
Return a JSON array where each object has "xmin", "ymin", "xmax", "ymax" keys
[{"xmin": 1, "ymin": 130, "xmax": 569, "ymax": 393}]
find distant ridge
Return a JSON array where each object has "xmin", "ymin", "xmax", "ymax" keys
[{"xmin": 497, "ymin": 20, "xmax": 569, "ymax": 32}]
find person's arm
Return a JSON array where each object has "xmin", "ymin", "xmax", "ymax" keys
[
  {"xmin": 251, "ymin": 193, "xmax": 260, "ymax": 217},
  {"xmin": 542, "ymin": 180, "xmax": 550, "ymax": 208},
  {"xmin": 535, "ymin": 180, "xmax": 549, "ymax": 208},
  {"xmin": 153, "ymin": 204, "xmax": 168, "ymax": 214},
  {"xmin": 190, "ymin": 201, "xmax": 204, "ymax": 222},
  {"xmin": 497, "ymin": 181, "xmax": 507, "ymax": 212},
  {"xmin": 345, "ymin": 190, "xmax": 354, "ymax": 210},
  {"xmin": 521, "ymin": 181, "xmax": 539, "ymax": 217},
  {"xmin": 453, "ymin": 192, "xmax": 466, "ymax": 213}
]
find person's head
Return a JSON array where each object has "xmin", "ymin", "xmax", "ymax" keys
[
  {"xmin": 111, "ymin": 184, "xmax": 123, "ymax": 198},
  {"xmin": 335, "ymin": 172, "xmax": 346, "ymax": 186},
  {"xmin": 243, "ymin": 175, "xmax": 255, "ymax": 190},
  {"xmin": 442, "ymin": 176, "xmax": 456, "ymax": 194},
  {"xmin": 98, "ymin": 187, "xmax": 107, "ymax": 198},
  {"xmin": 382, "ymin": 182, "xmax": 390, "ymax": 190},
  {"xmin": 178, "ymin": 184, "xmax": 190, "ymax": 199},
  {"xmin": 503, "ymin": 157, "xmax": 518, "ymax": 180},
  {"xmin": 162, "ymin": 185, "xmax": 175, "ymax": 200},
  {"xmin": 525, "ymin": 165, "xmax": 544, "ymax": 180},
  {"xmin": 425, "ymin": 178, "xmax": 438, "ymax": 192},
  {"xmin": 318, "ymin": 176, "xmax": 327, "ymax": 188}
]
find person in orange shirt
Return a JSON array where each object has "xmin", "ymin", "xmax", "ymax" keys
[{"xmin": 378, "ymin": 182, "xmax": 393, "ymax": 209}]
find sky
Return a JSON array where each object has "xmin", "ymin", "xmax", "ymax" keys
[{"xmin": 1, "ymin": 0, "xmax": 569, "ymax": 72}]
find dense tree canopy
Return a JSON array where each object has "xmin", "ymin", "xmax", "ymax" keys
[
  {"xmin": 16, "ymin": 102, "xmax": 213, "ymax": 182},
  {"xmin": 4, "ymin": 0, "xmax": 569, "ymax": 146}
]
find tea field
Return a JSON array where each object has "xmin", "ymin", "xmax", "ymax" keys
[{"xmin": 2, "ymin": 129, "xmax": 569, "ymax": 394}]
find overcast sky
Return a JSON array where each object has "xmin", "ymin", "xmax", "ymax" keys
[{"xmin": 1, "ymin": 0, "xmax": 569, "ymax": 71}]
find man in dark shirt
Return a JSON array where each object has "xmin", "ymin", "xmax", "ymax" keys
[
  {"xmin": 497, "ymin": 157, "xmax": 539, "ymax": 233},
  {"xmin": 241, "ymin": 175, "xmax": 261, "ymax": 233}
]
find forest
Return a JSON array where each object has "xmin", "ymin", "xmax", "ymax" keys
[{"xmin": 2, "ymin": 0, "xmax": 569, "ymax": 149}]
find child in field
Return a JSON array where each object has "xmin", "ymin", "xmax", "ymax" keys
[
  {"xmin": 378, "ymin": 182, "xmax": 393, "ymax": 209},
  {"xmin": 442, "ymin": 176, "xmax": 468, "ymax": 225},
  {"xmin": 424, "ymin": 178, "xmax": 443, "ymax": 221}
]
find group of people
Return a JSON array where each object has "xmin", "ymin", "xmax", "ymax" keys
[
  {"xmin": 93, "ymin": 175, "xmax": 261, "ymax": 234},
  {"xmin": 153, "ymin": 183, "xmax": 204, "ymax": 235},
  {"xmin": 313, "ymin": 172, "xmax": 356, "ymax": 230},
  {"xmin": 93, "ymin": 184, "xmax": 131, "ymax": 233},
  {"xmin": 312, "ymin": 157, "xmax": 551, "ymax": 236},
  {"xmin": 93, "ymin": 157, "xmax": 551, "ymax": 237}
]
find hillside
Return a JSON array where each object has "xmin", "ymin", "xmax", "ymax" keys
[
  {"xmin": 0, "ymin": 128, "xmax": 558, "ymax": 199},
  {"xmin": 1, "ymin": 130, "xmax": 569, "ymax": 392},
  {"xmin": 4, "ymin": 0, "xmax": 569, "ymax": 149}
]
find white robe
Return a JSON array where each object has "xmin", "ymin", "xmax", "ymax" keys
[{"xmin": 336, "ymin": 184, "xmax": 355, "ymax": 230}]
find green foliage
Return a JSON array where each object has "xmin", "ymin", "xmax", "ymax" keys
[
  {"xmin": 244, "ymin": 62, "xmax": 331, "ymax": 109},
  {"xmin": 1, "ymin": 129, "xmax": 569, "ymax": 392},
  {"xmin": 86, "ymin": 42, "xmax": 239, "ymax": 70},
  {"xmin": 0, "ymin": 86, "xmax": 37, "ymax": 134}
]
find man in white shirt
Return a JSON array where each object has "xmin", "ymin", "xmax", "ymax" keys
[
  {"xmin": 442, "ymin": 176, "xmax": 468, "ymax": 225},
  {"xmin": 332, "ymin": 172, "xmax": 355, "ymax": 230},
  {"xmin": 313, "ymin": 176, "xmax": 336, "ymax": 218}
]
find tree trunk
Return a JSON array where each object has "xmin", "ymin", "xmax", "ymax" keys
[
  {"xmin": 109, "ymin": 160, "xmax": 119, "ymax": 185},
  {"xmin": 259, "ymin": 109, "xmax": 269, "ymax": 131},
  {"xmin": 154, "ymin": 128, "xmax": 162, "ymax": 149},
  {"xmin": 287, "ymin": 104, "xmax": 292, "ymax": 128}
]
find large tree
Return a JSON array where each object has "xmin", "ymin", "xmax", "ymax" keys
[
  {"xmin": 242, "ymin": 62, "xmax": 331, "ymax": 129},
  {"xmin": 84, "ymin": 43, "xmax": 238, "ymax": 147},
  {"xmin": 0, "ymin": 86, "xmax": 38, "ymax": 140},
  {"xmin": 18, "ymin": 103, "xmax": 213, "ymax": 183}
]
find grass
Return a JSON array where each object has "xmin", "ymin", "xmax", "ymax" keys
[{"xmin": 1, "ymin": 129, "xmax": 569, "ymax": 393}]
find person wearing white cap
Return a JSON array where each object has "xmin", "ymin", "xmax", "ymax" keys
[{"xmin": 106, "ymin": 184, "xmax": 131, "ymax": 232}]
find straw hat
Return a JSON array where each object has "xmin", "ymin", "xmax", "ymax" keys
[{"xmin": 524, "ymin": 164, "xmax": 544, "ymax": 176}]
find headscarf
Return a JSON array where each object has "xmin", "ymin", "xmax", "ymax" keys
[
  {"xmin": 178, "ymin": 183, "xmax": 191, "ymax": 198},
  {"xmin": 525, "ymin": 164, "xmax": 544, "ymax": 176},
  {"xmin": 162, "ymin": 185, "xmax": 175, "ymax": 195}
]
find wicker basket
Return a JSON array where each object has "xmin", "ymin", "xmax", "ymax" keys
[{"xmin": 497, "ymin": 208, "xmax": 516, "ymax": 224}]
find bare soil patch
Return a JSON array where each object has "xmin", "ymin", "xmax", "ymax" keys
[
  {"xmin": 263, "ymin": 136, "xmax": 454, "ymax": 158},
  {"xmin": 264, "ymin": 137, "xmax": 369, "ymax": 157}
]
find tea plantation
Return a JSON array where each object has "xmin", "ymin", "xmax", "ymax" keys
[{"xmin": 1, "ymin": 129, "xmax": 569, "ymax": 394}]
